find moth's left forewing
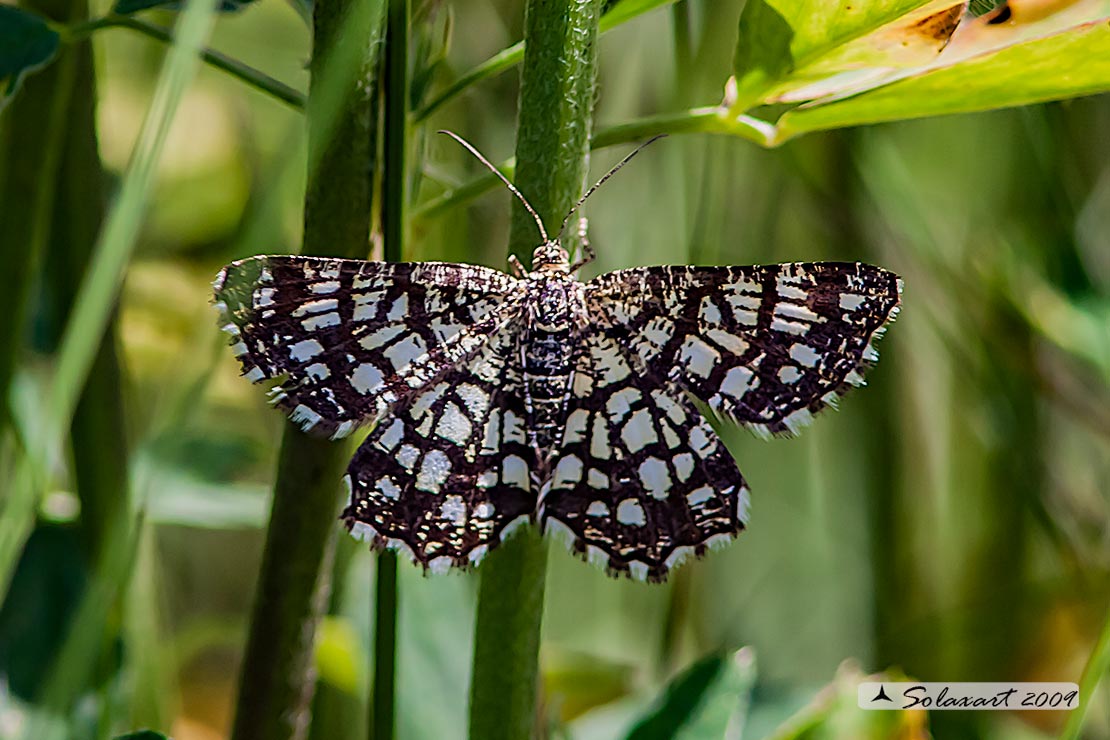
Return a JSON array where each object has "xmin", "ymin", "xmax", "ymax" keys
[{"xmin": 213, "ymin": 255, "xmax": 525, "ymax": 439}]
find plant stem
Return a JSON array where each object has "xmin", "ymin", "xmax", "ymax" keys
[
  {"xmin": 467, "ymin": 2, "xmax": 602, "ymax": 738},
  {"xmin": 469, "ymin": 529, "xmax": 551, "ymax": 740},
  {"xmin": 228, "ymin": 0, "xmax": 377, "ymax": 736},
  {"xmin": 381, "ymin": 0, "xmax": 407, "ymax": 265},
  {"xmin": 371, "ymin": 552, "xmax": 397, "ymax": 740},
  {"xmin": 508, "ymin": 0, "xmax": 601, "ymax": 250},
  {"xmin": 412, "ymin": 0, "xmax": 676, "ymax": 123},
  {"xmin": 229, "ymin": 435, "xmax": 350, "ymax": 740},
  {"xmin": 369, "ymin": 1, "xmax": 407, "ymax": 739},
  {"xmin": 66, "ymin": 15, "xmax": 306, "ymax": 110}
]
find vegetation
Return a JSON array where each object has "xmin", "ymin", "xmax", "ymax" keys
[{"xmin": 0, "ymin": 0, "xmax": 1108, "ymax": 739}]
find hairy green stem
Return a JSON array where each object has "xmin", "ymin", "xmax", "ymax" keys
[
  {"xmin": 469, "ymin": 529, "xmax": 551, "ymax": 740},
  {"xmin": 413, "ymin": 0, "xmax": 675, "ymax": 122},
  {"xmin": 66, "ymin": 15, "xmax": 306, "ymax": 109},
  {"xmin": 228, "ymin": 0, "xmax": 378, "ymax": 736},
  {"xmin": 467, "ymin": 2, "xmax": 602, "ymax": 738}
]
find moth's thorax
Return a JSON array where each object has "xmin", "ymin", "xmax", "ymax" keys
[
  {"xmin": 530, "ymin": 241, "xmax": 570, "ymax": 273},
  {"xmin": 525, "ymin": 271, "xmax": 585, "ymax": 332}
]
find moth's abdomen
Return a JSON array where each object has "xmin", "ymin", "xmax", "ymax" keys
[
  {"xmin": 522, "ymin": 277, "xmax": 583, "ymax": 469},
  {"xmin": 523, "ymin": 328, "xmax": 575, "ymax": 465}
]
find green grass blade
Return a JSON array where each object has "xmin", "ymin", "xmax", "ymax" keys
[
  {"xmin": 44, "ymin": 0, "xmax": 130, "ymax": 570},
  {"xmin": 0, "ymin": 0, "xmax": 219, "ymax": 603},
  {"xmin": 1058, "ymin": 603, "xmax": 1110, "ymax": 740}
]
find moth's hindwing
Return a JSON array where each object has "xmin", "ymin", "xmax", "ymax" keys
[{"xmin": 342, "ymin": 320, "xmax": 536, "ymax": 570}]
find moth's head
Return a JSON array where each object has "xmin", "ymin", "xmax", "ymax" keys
[{"xmin": 531, "ymin": 241, "xmax": 569, "ymax": 272}]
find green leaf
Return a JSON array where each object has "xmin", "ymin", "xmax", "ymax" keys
[
  {"xmin": 777, "ymin": 15, "xmax": 1110, "ymax": 139},
  {"xmin": 0, "ymin": 5, "xmax": 60, "ymax": 105},
  {"xmin": 625, "ymin": 648, "xmax": 756, "ymax": 740},
  {"xmin": 725, "ymin": 0, "xmax": 1110, "ymax": 143},
  {"xmin": 732, "ymin": 0, "xmax": 933, "ymax": 108},
  {"xmin": 113, "ymin": 732, "xmax": 171, "ymax": 740},
  {"xmin": 732, "ymin": 0, "xmax": 797, "ymax": 102},
  {"xmin": 112, "ymin": 0, "xmax": 254, "ymax": 15}
]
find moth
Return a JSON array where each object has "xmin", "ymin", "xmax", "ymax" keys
[{"xmin": 214, "ymin": 133, "xmax": 901, "ymax": 581}]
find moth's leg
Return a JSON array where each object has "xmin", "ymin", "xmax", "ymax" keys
[
  {"xmin": 508, "ymin": 254, "xmax": 527, "ymax": 278},
  {"xmin": 569, "ymin": 217, "xmax": 595, "ymax": 272}
]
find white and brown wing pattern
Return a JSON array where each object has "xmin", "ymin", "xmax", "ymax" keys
[
  {"xmin": 216, "ymin": 250, "xmax": 900, "ymax": 580},
  {"xmin": 539, "ymin": 328, "xmax": 749, "ymax": 582},
  {"xmin": 214, "ymin": 255, "xmax": 525, "ymax": 439},
  {"xmin": 341, "ymin": 320, "xmax": 537, "ymax": 570},
  {"xmin": 586, "ymin": 262, "xmax": 902, "ymax": 438}
]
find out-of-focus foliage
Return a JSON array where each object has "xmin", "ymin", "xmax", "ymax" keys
[
  {"xmin": 111, "ymin": 0, "xmax": 256, "ymax": 16},
  {"xmin": 0, "ymin": 5, "xmax": 59, "ymax": 106},
  {"xmin": 625, "ymin": 648, "xmax": 755, "ymax": 739},
  {"xmin": 1, "ymin": 0, "xmax": 1109, "ymax": 738}
]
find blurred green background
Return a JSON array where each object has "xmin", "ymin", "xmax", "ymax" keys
[{"xmin": 1, "ymin": 0, "xmax": 1109, "ymax": 738}]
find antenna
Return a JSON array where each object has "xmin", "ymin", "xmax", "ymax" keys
[
  {"xmin": 556, "ymin": 134, "xmax": 666, "ymax": 240},
  {"xmin": 438, "ymin": 130, "xmax": 549, "ymax": 243}
]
